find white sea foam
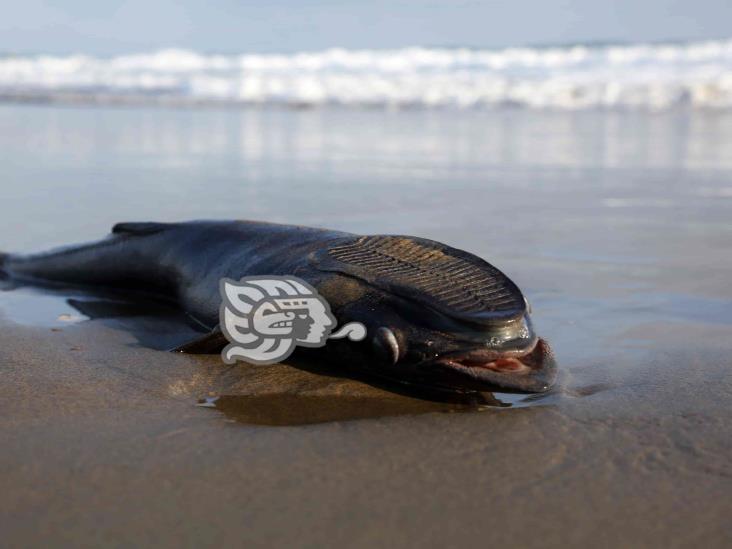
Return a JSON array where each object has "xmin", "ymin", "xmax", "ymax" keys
[{"xmin": 2, "ymin": 39, "xmax": 732, "ymax": 110}]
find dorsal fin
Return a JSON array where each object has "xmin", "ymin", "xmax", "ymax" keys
[{"xmin": 112, "ymin": 222, "xmax": 170, "ymax": 236}]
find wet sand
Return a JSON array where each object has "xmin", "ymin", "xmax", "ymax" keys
[
  {"xmin": 1, "ymin": 106, "xmax": 732, "ymax": 546},
  {"xmin": 2, "ymin": 316, "xmax": 731, "ymax": 547}
]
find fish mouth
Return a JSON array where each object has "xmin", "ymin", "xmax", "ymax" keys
[{"xmin": 423, "ymin": 338, "xmax": 557, "ymax": 393}]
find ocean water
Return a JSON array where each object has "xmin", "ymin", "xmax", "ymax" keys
[
  {"xmin": 2, "ymin": 39, "xmax": 732, "ymax": 110},
  {"xmin": 0, "ymin": 103, "xmax": 731, "ymax": 402}
]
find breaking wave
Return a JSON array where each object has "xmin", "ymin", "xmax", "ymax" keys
[{"xmin": 2, "ymin": 39, "xmax": 732, "ymax": 110}]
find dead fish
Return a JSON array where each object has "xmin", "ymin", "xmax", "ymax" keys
[{"xmin": 0, "ymin": 220, "xmax": 557, "ymax": 393}]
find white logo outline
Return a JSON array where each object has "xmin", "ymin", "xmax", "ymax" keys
[{"xmin": 219, "ymin": 275, "xmax": 366, "ymax": 365}]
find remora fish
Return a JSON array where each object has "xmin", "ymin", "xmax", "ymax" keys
[{"xmin": 0, "ymin": 220, "xmax": 556, "ymax": 392}]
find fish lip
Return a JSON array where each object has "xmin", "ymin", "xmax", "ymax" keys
[
  {"xmin": 419, "ymin": 338, "xmax": 558, "ymax": 393},
  {"xmin": 438, "ymin": 336, "xmax": 540, "ymax": 363}
]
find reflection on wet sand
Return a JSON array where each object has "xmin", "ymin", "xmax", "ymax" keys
[
  {"xmin": 188, "ymin": 351, "xmax": 560, "ymax": 424},
  {"xmin": 198, "ymin": 393, "xmax": 503, "ymax": 427},
  {"xmin": 5, "ymin": 108, "xmax": 732, "ymax": 173},
  {"xmin": 2, "ymin": 108, "xmax": 732, "ymax": 253}
]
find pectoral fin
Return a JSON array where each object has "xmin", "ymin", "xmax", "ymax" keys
[{"xmin": 171, "ymin": 326, "xmax": 228, "ymax": 354}]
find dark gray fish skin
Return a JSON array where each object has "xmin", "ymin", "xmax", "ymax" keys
[{"xmin": 0, "ymin": 220, "xmax": 557, "ymax": 393}]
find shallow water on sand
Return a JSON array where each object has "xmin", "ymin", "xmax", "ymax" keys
[
  {"xmin": 1, "ymin": 105, "xmax": 731, "ymax": 421},
  {"xmin": 1, "ymin": 105, "xmax": 732, "ymax": 546},
  {"xmin": 0, "ymin": 106, "xmax": 732, "ymax": 390}
]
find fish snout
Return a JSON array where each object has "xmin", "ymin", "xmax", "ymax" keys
[{"xmin": 425, "ymin": 338, "xmax": 558, "ymax": 393}]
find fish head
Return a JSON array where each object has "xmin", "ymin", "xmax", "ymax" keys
[
  {"xmin": 330, "ymin": 288, "xmax": 556, "ymax": 393},
  {"xmin": 311, "ymin": 236, "xmax": 557, "ymax": 393}
]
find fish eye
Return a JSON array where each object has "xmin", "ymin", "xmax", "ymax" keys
[{"xmin": 372, "ymin": 327, "xmax": 400, "ymax": 366}]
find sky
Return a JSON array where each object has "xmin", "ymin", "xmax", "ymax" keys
[{"xmin": 1, "ymin": 0, "xmax": 731, "ymax": 55}]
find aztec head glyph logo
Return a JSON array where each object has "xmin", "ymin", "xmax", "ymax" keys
[{"xmin": 219, "ymin": 276, "xmax": 366, "ymax": 365}]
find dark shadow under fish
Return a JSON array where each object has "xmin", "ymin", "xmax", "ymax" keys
[{"xmin": 0, "ymin": 220, "xmax": 557, "ymax": 393}]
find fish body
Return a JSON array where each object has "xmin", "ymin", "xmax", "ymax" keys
[{"xmin": 0, "ymin": 220, "xmax": 556, "ymax": 392}]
